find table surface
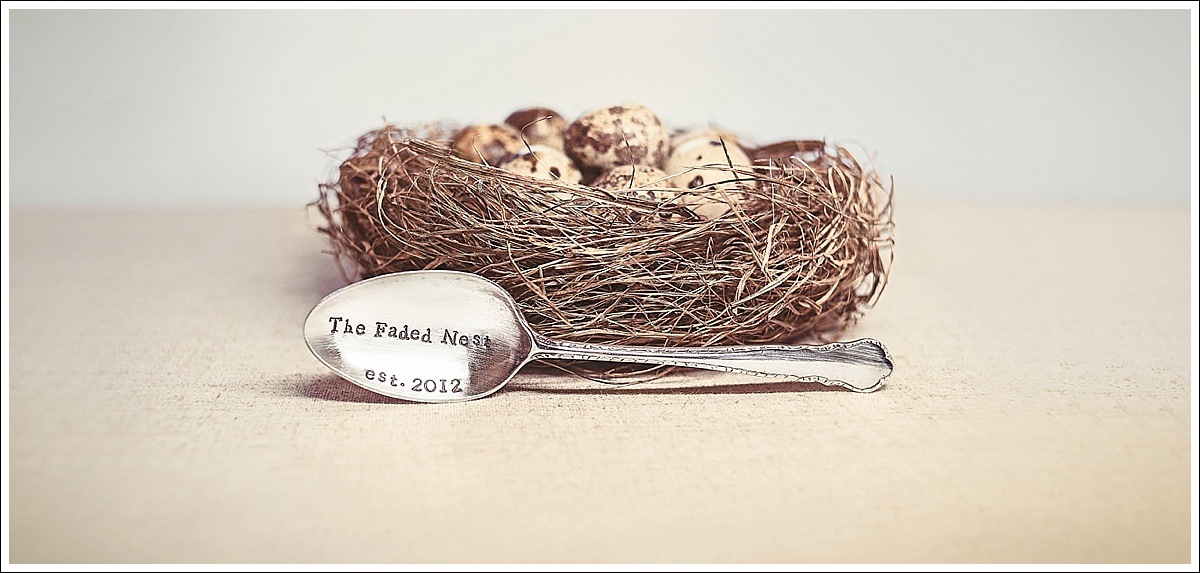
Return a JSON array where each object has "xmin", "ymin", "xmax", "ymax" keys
[{"xmin": 7, "ymin": 199, "xmax": 1194, "ymax": 564}]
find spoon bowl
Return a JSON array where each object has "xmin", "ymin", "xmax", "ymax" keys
[{"xmin": 305, "ymin": 271, "xmax": 534, "ymax": 402}]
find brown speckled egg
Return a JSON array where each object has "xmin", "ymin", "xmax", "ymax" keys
[
  {"xmin": 505, "ymin": 107, "xmax": 569, "ymax": 150},
  {"xmin": 498, "ymin": 145, "xmax": 583, "ymax": 184},
  {"xmin": 593, "ymin": 165, "xmax": 686, "ymax": 222},
  {"xmin": 451, "ymin": 123, "xmax": 524, "ymax": 165},
  {"xmin": 664, "ymin": 131, "xmax": 755, "ymax": 220},
  {"xmin": 669, "ymin": 128, "xmax": 743, "ymax": 151},
  {"xmin": 592, "ymin": 165, "xmax": 675, "ymax": 192},
  {"xmin": 565, "ymin": 104, "xmax": 670, "ymax": 171}
]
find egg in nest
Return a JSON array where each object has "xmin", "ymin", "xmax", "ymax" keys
[
  {"xmin": 592, "ymin": 165, "xmax": 686, "ymax": 223},
  {"xmin": 505, "ymin": 107, "xmax": 569, "ymax": 150},
  {"xmin": 564, "ymin": 103, "xmax": 670, "ymax": 171},
  {"xmin": 451, "ymin": 123, "xmax": 525, "ymax": 165},
  {"xmin": 664, "ymin": 130, "xmax": 755, "ymax": 220},
  {"xmin": 498, "ymin": 145, "xmax": 583, "ymax": 184}
]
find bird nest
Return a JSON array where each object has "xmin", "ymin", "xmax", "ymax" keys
[{"xmin": 314, "ymin": 124, "xmax": 893, "ymax": 353}]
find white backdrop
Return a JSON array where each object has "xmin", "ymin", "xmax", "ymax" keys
[{"xmin": 6, "ymin": 8, "xmax": 1194, "ymax": 206}]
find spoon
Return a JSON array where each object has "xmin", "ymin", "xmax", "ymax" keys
[{"xmin": 304, "ymin": 270, "xmax": 893, "ymax": 403}]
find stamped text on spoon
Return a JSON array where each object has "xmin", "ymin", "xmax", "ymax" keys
[{"xmin": 326, "ymin": 316, "xmax": 492, "ymax": 349}]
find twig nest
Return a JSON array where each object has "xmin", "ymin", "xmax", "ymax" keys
[
  {"xmin": 665, "ymin": 130, "xmax": 755, "ymax": 220},
  {"xmin": 751, "ymin": 139, "xmax": 827, "ymax": 177},
  {"xmin": 498, "ymin": 145, "xmax": 583, "ymax": 185},
  {"xmin": 565, "ymin": 103, "xmax": 670, "ymax": 170},
  {"xmin": 451, "ymin": 123, "xmax": 524, "ymax": 165},
  {"xmin": 316, "ymin": 107, "xmax": 893, "ymax": 350},
  {"xmin": 505, "ymin": 107, "xmax": 569, "ymax": 150}
]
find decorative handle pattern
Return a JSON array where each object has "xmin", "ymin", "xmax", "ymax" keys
[{"xmin": 531, "ymin": 336, "xmax": 893, "ymax": 392}]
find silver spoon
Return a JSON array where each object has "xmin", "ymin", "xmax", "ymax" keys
[{"xmin": 304, "ymin": 270, "xmax": 893, "ymax": 403}]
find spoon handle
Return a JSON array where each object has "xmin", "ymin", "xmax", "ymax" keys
[{"xmin": 530, "ymin": 336, "xmax": 893, "ymax": 392}]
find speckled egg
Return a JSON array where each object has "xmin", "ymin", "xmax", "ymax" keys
[
  {"xmin": 664, "ymin": 131, "xmax": 755, "ymax": 220},
  {"xmin": 669, "ymin": 128, "xmax": 743, "ymax": 151},
  {"xmin": 592, "ymin": 165, "xmax": 675, "ymax": 191},
  {"xmin": 564, "ymin": 104, "xmax": 670, "ymax": 171},
  {"xmin": 451, "ymin": 123, "xmax": 525, "ymax": 165},
  {"xmin": 505, "ymin": 107, "xmax": 569, "ymax": 150},
  {"xmin": 497, "ymin": 145, "xmax": 583, "ymax": 185},
  {"xmin": 592, "ymin": 165, "xmax": 686, "ymax": 222}
]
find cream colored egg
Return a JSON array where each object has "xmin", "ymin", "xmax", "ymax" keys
[
  {"xmin": 669, "ymin": 128, "xmax": 743, "ymax": 151},
  {"xmin": 564, "ymin": 103, "xmax": 670, "ymax": 171},
  {"xmin": 498, "ymin": 145, "xmax": 583, "ymax": 185},
  {"xmin": 664, "ymin": 132, "xmax": 755, "ymax": 220},
  {"xmin": 505, "ymin": 107, "xmax": 569, "ymax": 150},
  {"xmin": 451, "ymin": 123, "xmax": 524, "ymax": 165}
]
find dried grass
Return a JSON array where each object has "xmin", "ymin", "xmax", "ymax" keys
[{"xmin": 314, "ymin": 124, "xmax": 893, "ymax": 354}]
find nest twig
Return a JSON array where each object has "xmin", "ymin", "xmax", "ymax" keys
[{"xmin": 314, "ymin": 125, "xmax": 893, "ymax": 352}]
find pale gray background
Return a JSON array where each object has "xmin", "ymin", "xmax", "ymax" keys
[{"xmin": 7, "ymin": 8, "xmax": 1194, "ymax": 206}]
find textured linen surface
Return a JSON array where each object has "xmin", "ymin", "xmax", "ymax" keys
[{"xmin": 7, "ymin": 200, "xmax": 1192, "ymax": 563}]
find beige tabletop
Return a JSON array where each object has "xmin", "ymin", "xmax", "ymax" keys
[{"xmin": 6, "ymin": 198, "xmax": 1194, "ymax": 564}]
